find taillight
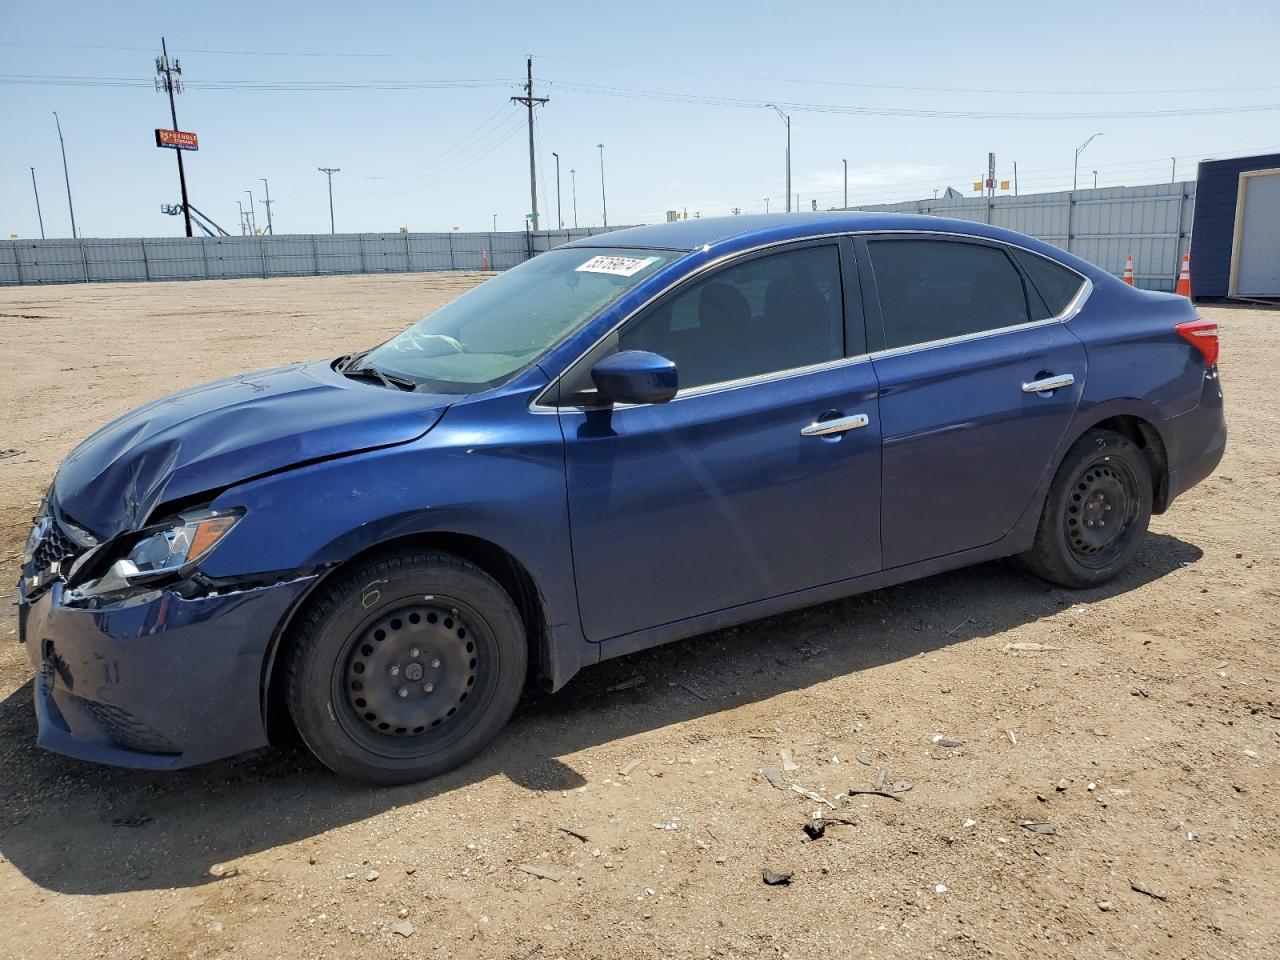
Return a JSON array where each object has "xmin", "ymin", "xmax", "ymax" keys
[{"xmin": 1176, "ymin": 319, "xmax": 1219, "ymax": 367}]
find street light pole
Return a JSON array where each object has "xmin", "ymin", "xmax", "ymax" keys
[
  {"xmin": 244, "ymin": 189, "xmax": 257, "ymax": 234},
  {"xmin": 259, "ymin": 178, "xmax": 274, "ymax": 234},
  {"xmin": 763, "ymin": 197, "xmax": 770, "ymax": 214},
  {"xmin": 842, "ymin": 158, "xmax": 848, "ymax": 209},
  {"xmin": 597, "ymin": 144, "xmax": 607, "ymax": 228},
  {"xmin": 1093, "ymin": 170, "xmax": 1098, "ymax": 189},
  {"xmin": 30, "ymin": 167, "xmax": 45, "ymax": 239},
  {"xmin": 492, "ymin": 213, "xmax": 497, "ymax": 232},
  {"xmin": 236, "ymin": 200, "xmax": 246, "ymax": 235},
  {"xmin": 52, "ymin": 111, "xmax": 77, "ymax": 238},
  {"xmin": 552, "ymin": 152, "xmax": 562, "ymax": 229},
  {"xmin": 318, "ymin": 167, "xmax": 340, "ymax": 234},
  {"xmin": 570, "ymin": 168, "xmax": 578, "ymax": 228},
  {"xmin": 1073, "ymin": 132, "xmax": 1103, "ymax": 191},
  {"xmin": 767, "ymin": 104, "xmax": 791, "ymax": 212}
]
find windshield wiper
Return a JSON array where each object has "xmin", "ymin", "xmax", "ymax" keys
[{"xmin": 340, "ymin": 364, "xmax": 417, "ymax": 392}]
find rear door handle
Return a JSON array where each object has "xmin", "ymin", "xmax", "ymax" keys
[
  {"xmin": 801, "ymin": 413, "xmax": 870, "ymax": 437},
  {"xmin": 1022, "ymin": 373, "xmax": 1075, "ymax": 394}
]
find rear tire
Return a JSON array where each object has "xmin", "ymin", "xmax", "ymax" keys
[
  {"xmin": 1021, "ymin": 429, "xmax": 1152, "ymax": 589},
  {"xmin": 284, "ymin": 550, "xmax": 526, "ymax": 784}
]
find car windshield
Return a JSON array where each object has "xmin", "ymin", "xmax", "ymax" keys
[{"xmin": 360, "ymin": 246, "xmax": 678, "ymax": 392}]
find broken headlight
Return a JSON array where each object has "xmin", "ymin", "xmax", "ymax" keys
[{"xmin": 73, "ymin": 508, "xmax": 243, "ymax": 598}]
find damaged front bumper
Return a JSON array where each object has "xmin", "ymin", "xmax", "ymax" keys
[{"xmin": 18, "ymin": 574, "xmax": 315, "ymax": 770}]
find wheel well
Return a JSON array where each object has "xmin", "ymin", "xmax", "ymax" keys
[
  {"xmin": 1089, "ymin": 415, "xmax": 1170, "ymax": 513},
  {"xmin": 263, "ymin": 532, "xmax": 551, "ymax": 743}
]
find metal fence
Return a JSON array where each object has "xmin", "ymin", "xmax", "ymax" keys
[
  {"xmin": 0, "ymin": 226, "xmax": 631, "ymax": 286},
  {"xmin": 846, "ymin": 181, "xmax": 1195, "ymax": 292}
]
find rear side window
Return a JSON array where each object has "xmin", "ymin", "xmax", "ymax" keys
[
  {"xmin": 1010, "ymin": 248, "xmax": 1086, "ymax": 316},
  {"xmin": 867, "ymin": 239, "xmax": 1030, "ymax": 350}
]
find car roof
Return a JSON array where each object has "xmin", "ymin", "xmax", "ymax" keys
[{"xmin": 564, "ymin": 212, "xmax": 1105, "ymax": 278}]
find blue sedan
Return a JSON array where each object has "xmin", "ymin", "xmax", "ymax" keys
[{"xmin": 17, "ymin": 213, "xmax": 1226, "ymax": 782}]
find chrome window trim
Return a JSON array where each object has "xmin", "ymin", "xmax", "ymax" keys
[{"xmin": 530, "ymin": 229, "xmax": 1094, "ymax": 413}]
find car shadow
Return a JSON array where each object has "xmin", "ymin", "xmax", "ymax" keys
[{"xmin": 0, "ymin": 532, "xmax": 1201, "ymax": 895}]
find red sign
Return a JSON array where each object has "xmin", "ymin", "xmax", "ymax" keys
[{"xmin": 155, "ymin": 128, "xmax": 199, "ymax": 151}]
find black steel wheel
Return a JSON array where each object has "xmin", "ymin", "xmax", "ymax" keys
[
  {"xmin": 284, "ymin": 550, "xmax": 527, "ymax": 784},
  {"xmin": 1022, "ymin": 429, "xmax": 1153, "ymax": 588}
]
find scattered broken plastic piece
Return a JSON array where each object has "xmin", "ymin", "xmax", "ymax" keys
[
  {"xmin": 606, "ymin": 674, "xmax": 646, "ymax": 692},
  {"xmin": 1019, "ymin": 821, "xmax": 1058, "ymax": 836},
  {"xmin": 847, "ymin": 789, "xmax": 903, "ymax": 802},
  {"xmin": 790, "ymin": 783, "xmax": 835, "ymax": 808},
  {"xmin": 873, "ymin": 768, "xmax": 888, "ymax": 791},
  {"xmin": 762, "ymin": 868, "xmax": 793, "ymax": 886},
  {"xmin": 856, "ymin": 751, "xmax": 872, "ymax": 766},
  {"xmin": 758, "ymin": 767, "xmax": 786, "ymax": 790},
  {"xmin": 1130, "ymin": 881, "xmax": 1168, "ymax": 901},
  {"xmin": 1006, "ymin": 729, "xmax": 1018, "ymax": 745},
  {"xmin": 779, "ymin": 748, "xmax": 799, "ymax": 772},
  {"xmin": 619, "ymin": 759, "xmax": 643, "ymax": 777},
  {"xmin": 556, "ymin": 825, "xmax": 589, "ymax": 842},
  {"xmin": 517, "ymin": 864, "xmax": 563, "ymax": 882},
  {"xmin": 890, "ymin": 780, "xmax": 913, "ymax": 793},
  {"xmin": 1002, "ymin": 642, "xmax": 1061, "ymax": 653},
  {"xmin": 650, "ymin": 821, "xmax": 678, "ymax": 831}
]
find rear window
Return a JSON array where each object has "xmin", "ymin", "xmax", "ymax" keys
[{"xmin": 1011, "ymin": 248, "xmax": 1086, "ymax": 316}]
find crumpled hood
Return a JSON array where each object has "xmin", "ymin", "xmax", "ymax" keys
[{"xmin": 54, "ymin": 360, "xmax": 451, "ymax": 538}]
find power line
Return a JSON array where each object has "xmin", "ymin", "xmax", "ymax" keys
[
  {"xmin": 358, "ymin": 103, "xmax": 515, "ymax": 181},
  {"xmin": 9, "ymin": 41, "xmax": 1280, "ymax": 98}
]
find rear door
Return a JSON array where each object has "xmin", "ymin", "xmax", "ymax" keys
[
  {"xmin": 556, "ymin": 240, "xmax": 882, "ymax": 642},
  {"xmin": 859, "ymin": 235, "xmax": 1088, "ymax": 569}
]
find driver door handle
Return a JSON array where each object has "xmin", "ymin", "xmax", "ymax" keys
[
  {"xmin": 801, "ymin": 413, "xmax": 870, "ymax": 437},
  {"xmin": 1022, "ymin": 373, "xmax": 1075, "ymax": 394}
]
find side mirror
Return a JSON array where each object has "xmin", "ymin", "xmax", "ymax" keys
[{"xmin": 590, "ymin": 350, "xmax": 678, "ymax": 405}]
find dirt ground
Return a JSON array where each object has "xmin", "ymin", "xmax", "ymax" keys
[{"xmin": 0, "ymin": 274, "xmax": 1276, "ymax": 960}]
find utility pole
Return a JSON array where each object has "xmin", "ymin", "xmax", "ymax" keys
[
  {"xmin": 30, "ymin": 167, "xmax": 45, "ymax": 239},
  {"xmin": 510, "ymin": 57, "xmax": 548, "ymax": 231},
  {"xmin": 244, "ymin": 189, "xmax": 258, "ymax": 234},
  {"xmin": 155, "ymin": 38, "xmax": 193, "ymax": 237},
  {"xmin": 551, "ymin": 152, "xmax": 562, "ymax": 228},
  {"xmin": 1170, "ymin": 157, "xmax": 1176, "ymax": 182},
  {"xmin": 569, "ymin": 168, "xmax": 578, "ymax": 228},
  {"xmin": 842, "ymin": 158, "xmax": 848, "ymax": 209},
  {"xmin": 1093, "ymin": 170, "xmax": 1098, "ymax": 189},
  {"xmin": 259, "ymin": 178, "xmax": 274, "ymax": 234},
  {"xmin": 763, "ymin": 198, "xmax": 769, "ymax": 213},
  {"xmin": 52, "ymin": 111, "xmax": 77, "ymax": 238},
  {"xmin": 597, "ymin": 144, "xmax": 607, "ymax": 228},
  {"xmin": 767, "ymin": 105, "xmax": 791, "ymax": 212},
  {"xmin": 1013, "ymin": 160, "xmax": 1019, "ymax": 196},
  {"xmin": 492, "ymin": 213, "xmax": 497, "ymax": 232},
  {"xmin": 318, "ymin": 167, "xmax": 340, "ymax": 233}
]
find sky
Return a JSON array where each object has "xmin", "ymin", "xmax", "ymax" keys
[{"xmin": 3, "ymin": 0, "xmax": 1279, "ymax": 238}]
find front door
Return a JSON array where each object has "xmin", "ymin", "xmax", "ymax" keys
[
  {"xmin": 556, "ymin": 241, "xmax": 882, "ymax": 642},
  {"xmin": 860, "ymin": 235, "xmax": 1088, "ymax": 568}
]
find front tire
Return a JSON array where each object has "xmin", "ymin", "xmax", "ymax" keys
[
  {"xmin": 284, "ymin": 550, "xmax": 527, "ymax": 784},
  {"xmin": 1021, "ymin": 429, "xmax": 1153, "ymax": 588}
]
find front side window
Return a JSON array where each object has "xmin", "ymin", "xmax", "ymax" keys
[
  {"xmin": 617, "ymin": 244, "xmax": 844, "ymax": 389},
  {"xmin": 868, "ymin": 239, "xmax": 1030, "ymax": 350},
  {"xmin": 363, "ymin": 247, "xmax": 676, "ymax": 392}
]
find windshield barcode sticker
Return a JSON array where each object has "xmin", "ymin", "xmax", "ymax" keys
[{"xmin": 575, "ymin": 255, "xmax": 657, "ymax": 277}]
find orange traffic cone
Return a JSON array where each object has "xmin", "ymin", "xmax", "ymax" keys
[
  {"xmin": 1122, "ymin": 255, "xmax": 1134, "ymax": 285},
  {"xmin": 1175, "ymin": 253, "xmax": 1192, "ymax": 298}
]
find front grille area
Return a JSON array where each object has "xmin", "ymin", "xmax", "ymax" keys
[
  {"xmin": 80, "ymin": 698, "xmax": 182, "ymax": 755},
  {"xmin": 22, "ymin": 511, "xmax": 88, "ymax": 600}
]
